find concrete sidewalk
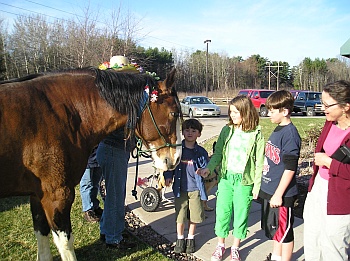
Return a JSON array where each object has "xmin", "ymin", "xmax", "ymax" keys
[{"xmin": 125, "ymin": 118, "xmax": 305, "ymax": 261}]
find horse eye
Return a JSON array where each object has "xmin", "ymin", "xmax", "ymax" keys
[{"xmin": 170, "ymin": 112, "xmax": 179, "ymax": 117}]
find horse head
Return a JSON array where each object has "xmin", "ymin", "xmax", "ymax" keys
[{"xmin": 135, "ymin": 68, "xmax": 182, "ymax": 171}]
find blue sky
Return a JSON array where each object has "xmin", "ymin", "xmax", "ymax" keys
[{"xmin": 1, "ymin": 0, "xmax": 350, "ymax": 66}]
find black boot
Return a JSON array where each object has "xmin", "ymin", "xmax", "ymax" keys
[
  {"xmin": 174, "ymin": 239, "xmax": 186, "ymax": 253},
  {"xmin": 185, "ymin": 238, "xmax": 195, "ymax": 253}
]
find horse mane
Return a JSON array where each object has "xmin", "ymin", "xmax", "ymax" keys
[
  {"xmin": 0, "ymin": 74, "xmax": 44, "ymax": 84},
  {"xmin": 90, "ymin": 68, "xmax": 157, "ymax": 138}
]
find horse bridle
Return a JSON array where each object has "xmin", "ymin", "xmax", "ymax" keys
[
  {"xmin": 131, "ymin": 98, "xmax": 182, "ymax": 200},
  {"xmin": 135, "ymin": 100, "xmax": 182, "ymax": 156}
]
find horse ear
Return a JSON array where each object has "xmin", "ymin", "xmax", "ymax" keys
[{"xmin": 162, "ymin": 68, "xmax": 176, "ymax": 90}]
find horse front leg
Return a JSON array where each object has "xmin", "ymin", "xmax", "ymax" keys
[
  {"xmin": 30, "ymin": 195, "xmax": 53, "ymax": 261},
  {"xmin": 52, "ymin": 230, "xmax": 76, "ymax": 261},
  {"xmin": 42, "ymin": 186, "xmax": 77, "ymax": 261}
]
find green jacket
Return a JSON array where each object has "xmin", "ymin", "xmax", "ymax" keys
[{"xmin": 207, "ymin": 124, "xmax": 265, "ymax": 195}]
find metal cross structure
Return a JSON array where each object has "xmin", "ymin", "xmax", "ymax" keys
[{"xmin": 266, "ymin": 61, "xmax": 283, "ymax": 90}]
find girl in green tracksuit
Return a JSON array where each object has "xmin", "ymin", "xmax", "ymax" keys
[{"xmin": 198, "ymin": 95, "xmax": 265, "ymax": 261}]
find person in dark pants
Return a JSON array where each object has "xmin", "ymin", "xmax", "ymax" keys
[
  {"xmin": 259, "ymin": 90, "xmax": 301, "ymax": 261},
  {"xmin": 96, "ymin": 127, "xmax": 135, "ymax": 249}
]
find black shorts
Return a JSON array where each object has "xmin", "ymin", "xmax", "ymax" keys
[{"xmin": 261, "ymin": 198, "xmax": 294, "ymax": 243}]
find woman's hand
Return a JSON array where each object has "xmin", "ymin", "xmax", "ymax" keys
[{"xmin": 314, "ymin": 152, "xmax": 332, "ymax": 168}]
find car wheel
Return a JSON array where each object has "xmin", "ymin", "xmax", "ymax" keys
[
  {"xmin": 189, "ymin": 110, "xmax": 194, "ymax": 118},
  {"xmin": 260, "ymin": 106, "xmax": 268, "ymax": 117},
  {"xmin": 140, "ymin": 187, "xmax": 161, "ymax": 212},
  {"xmin": 306, "ymin": 107, "xmax": 315, "ymax": 116}
]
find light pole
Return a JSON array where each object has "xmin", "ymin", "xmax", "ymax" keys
[{"xmin": 204, "ymin": 39, "xmax": 211, "ymax": 97}]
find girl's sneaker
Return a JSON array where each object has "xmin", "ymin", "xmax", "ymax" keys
[
  {"xmin": 211, "ymin": 245, "xmax": 225, "ymax": 261},
  {"xmin": 231, "ymin": 247, "xmax": 241, "ymax": 261}
]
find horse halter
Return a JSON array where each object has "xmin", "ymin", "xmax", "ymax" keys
[
  {"xmin": 135, "ymin": 98, "xmax": 182, "ymax": 156},
  {"xmin": 131, "ymin": 98, "xmax": 181, "ymax": 200}
]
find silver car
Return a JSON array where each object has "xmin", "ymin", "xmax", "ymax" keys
[{"xmin": 180, "ymin": 96, "xmax": 221, "ymax": 118}]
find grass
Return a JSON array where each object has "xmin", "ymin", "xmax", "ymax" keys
[
  {"xmin": 201, "ymin": 117, "xmax": 325, "ymax": 153},
  {"xmin": 0, "ymin": 190, "xmax": 169, "ymax": 261}
]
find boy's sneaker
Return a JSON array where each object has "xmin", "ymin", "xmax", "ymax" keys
[
  {"xmin": 211, "ymin": 245, "xmax": 225, "ymax": 261},
  {"xmin": 185, "ymin": 238, "xmax": 195, "ymax": 253},
  {"xmin": 174, "ymin": 239, "xmax": 186, "ymax": 253},
  {"xmin": 230, "ymin": 247, "xmax": 241, "ymax": 261}
]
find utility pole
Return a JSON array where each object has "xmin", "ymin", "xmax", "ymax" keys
[
  {"xmin": 204, "ymin": 39, "xmax": 211, "ymax": 97},
  {"xmin": 266, "ymin": 62, "xmax": 283, "ymax": 90}
]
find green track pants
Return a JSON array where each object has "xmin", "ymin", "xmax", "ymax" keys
[{"xmin": 215, "ymin": 173, "xmax": 253, "ymax": 239}]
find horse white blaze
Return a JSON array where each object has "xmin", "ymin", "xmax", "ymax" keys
[
  {"xmin": 151, "ymin": 146, "xmax": 165, "ymax": 170},
  {"xmin": 52, "ymin": 231, "xmax": 77, "ymax": 261},
  {"xmin": 35, "ymin": 231, "xmax": 53, "ymax": 261},
  {"xmin": 151, "ymin": 117, "xmax": 182, "ymax": 171}
]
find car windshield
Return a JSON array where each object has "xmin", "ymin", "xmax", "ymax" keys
[
  {"xmin": 190, "ymin": 97, "xmax": 213, "ymax": 104},
  {"xmin": 260, "ymin": 91, "xmax": 274, "ymax": 98},
  {"xmin": 307, "ymin": 93, "xmax": 321, "ymax": 100}
]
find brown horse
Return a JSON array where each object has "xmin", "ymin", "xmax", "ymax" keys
[{"xmin": 0, "ymin": 67, "xmax": 182, "ymax": 260}]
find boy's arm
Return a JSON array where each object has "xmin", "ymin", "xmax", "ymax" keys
[
  {"xmin": 270, "ymin": 170, "xmax": 295, "ymax": 208},
  {"xmin": 252, "ymin": 131, "xmax": 265, "ymax": 197}
]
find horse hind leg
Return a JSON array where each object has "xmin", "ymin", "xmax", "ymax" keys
[{"xmin": 30, "ymin": 196, "xmax": 53, "ymax": 261}]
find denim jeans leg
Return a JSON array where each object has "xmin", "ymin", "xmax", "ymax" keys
[
  {"xmin": 97, "ymin": 142, "xmax": 129, "ymax": 244},
  {"xmin": 90, "ymin": 167, "xmax": 102, "ymax": 210},
  {"xmin": 80, "ymin": 168, "xmax": 94, "ymax": 212}
]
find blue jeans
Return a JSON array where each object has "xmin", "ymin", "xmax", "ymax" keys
[
  {"xmin": 80, "ymin": 167, "xmax": 102, "ymax": 212},
  {"xmin": 96, "ymin": 142, "xmax": 130, "ymax": 244}
]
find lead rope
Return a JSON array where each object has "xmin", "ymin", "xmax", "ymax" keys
[{"xmin": 131, "ymin": 139, "xmax": 143, "ymax": 200}]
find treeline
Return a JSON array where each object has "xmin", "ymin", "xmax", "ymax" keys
[{"xmin": 1, "ymin": 12, "xmax": 349, "ymax": 93}]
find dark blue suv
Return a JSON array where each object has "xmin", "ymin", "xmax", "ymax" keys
[{"xmin": 291, "ymin": 90, "xmax": 324, "ymax": 116}]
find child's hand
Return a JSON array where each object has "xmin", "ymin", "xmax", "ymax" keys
[
  {"xmin": 165, "ymin": 178, "xmax": 172, "ymax": 187},
  {"xmin": 270, "ymin": 195, "xmax": 282, "ymax": 208},
  {"xmin": 196, "ymin": 168, "xmax": 210, "ymax": 178}
]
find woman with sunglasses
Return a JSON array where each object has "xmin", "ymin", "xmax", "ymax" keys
[{"xmin": 303, "ymin": 80, "xmax": 350, "ymax": 260}]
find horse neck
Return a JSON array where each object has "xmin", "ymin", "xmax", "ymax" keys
[{"xmin": 45, "ymin": 74, "xmax": 128, "ymax": 147}]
